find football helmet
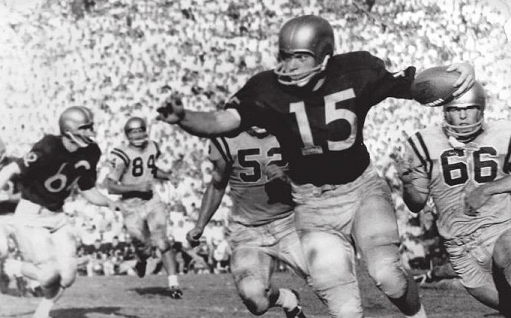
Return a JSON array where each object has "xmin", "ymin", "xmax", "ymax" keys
[
  {"xmin": 59, "ymin": 106, "xmax": 95, "ymax": 147},
  {"xmin": 443, "ymin": 81, "xmax": 485, "ymax": 141},
  {"xmin": 124, "ymin": 117, "xmax": 148, "ymax": 147},
  {"xmin": 274, "ymin": 15, "xmax": 334, "ymax": 86}
]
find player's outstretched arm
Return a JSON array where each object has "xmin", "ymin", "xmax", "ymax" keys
[
  {"xmin": 393, "ymin": 150, "xmax": 429, "ymax": 213},
  {"xmin": 0, "ymin": 162, "xmax": 20, "ymax": 200},
  {"xmin": 446, "ymin": 62, "xmax": 475, "ymax": 97},
  {"xmin": 156, "ymin": 95, "xmax": 241, "ymax": 137},
  {"xmin": 81, "ymin": 187, "xmax": 124, "ymax": 213},
  {"xmin": 186, "ymin": 156, "xmax": 229, "ymax": 248}
]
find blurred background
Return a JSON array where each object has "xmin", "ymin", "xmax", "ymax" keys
[{"xmin": 0, "ymin": 0, "xmax": 510, "ymax": 286}]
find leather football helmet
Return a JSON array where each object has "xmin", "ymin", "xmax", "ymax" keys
[
  {"xmin": 124, "ymin": 116, "xmax": 148, "ymax": 147},
  {"xmin": 443, "ymin": 81, "xmax": 485, "ymax": 141},
  {"xmin": 59, "ymin": 106, "xmax": 95, "ymax": 147},
  {"xmin": 274, "ymin": 15, "xmax": 334, "ymax": 86}
]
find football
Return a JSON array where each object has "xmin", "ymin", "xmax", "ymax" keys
[{"xmin": 410, "ymin": 66, "xmax": 460, "ymax": 107}]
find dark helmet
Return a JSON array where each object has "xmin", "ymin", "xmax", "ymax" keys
[
  {"xmin": 443, "ymin": 81, "xmax": 486, "ymax": 141},
  {"xmin": 59, "ymin": 106, "xmax": 95, "ymax": 147},
  {"xmin": 274, "ymin": 15, "xmax": 335, "ymax": 86},
  {"xmin": 124, "ymin": 116, "xmax": 148, "ymax": 147}
]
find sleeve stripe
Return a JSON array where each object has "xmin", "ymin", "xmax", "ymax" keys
[
  {"xmin": 111, "ymin": 148, "xmax": 130, "ymax": 166},
  {"xmin": 153, "ymin": 141, "xmax": 161, "ymax": 158},
  {"xmin": 211, "ymin": 137, "xmax": 233, "ymax": 164},
  {"xmin": 409, "ymin": 132, "xmax": 433, "ymax": 178}
]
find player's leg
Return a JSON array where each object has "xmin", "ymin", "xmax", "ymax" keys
[
  {"xmin": 270, "ymin": 213, "xmax": 311, "ymax": 317},
  {"xmin": 12, "ymin": 224, "xmax": 64, "ymax": 318},
  {"xmin": 123, "ymin": 207, "xmax": 152, "ymax": 277},
  {"xmin": 491, "ymin": 227, "xmax": 511, "ymax": 315},
  {"xmin": 352, "ymin": 169, "xmax": 425, "ymax": 318},
  {"xmin": 229, "ymin": 221, "xmax": 285, "ymax": 315},
  {"xmin": 146, "ymin": 200, "xmax": 181, "ymax": 298},
  {"xmin": 293, "ymin": 183, "xmax": 363, "ymax": 318}
]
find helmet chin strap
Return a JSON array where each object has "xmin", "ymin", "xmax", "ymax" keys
[
  {"xmin": 130, "ymin": 138, "xmax": 148, "ymax": 147},
  {"xmin": 275, "ymin": 55, "xmax": 330, "ymax": 86},
  {"xmin": 443, "ymin": 119, "xmax": 484, "ymax": 147},
  {"xmin": 65, "ymin": 131, "xmax": 94, "ymax": 148}
]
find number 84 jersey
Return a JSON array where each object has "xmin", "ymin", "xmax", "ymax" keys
[
  {"xmin": 403, "ymin": 120, "xmax": 511, "ymax": 240},
  {"xmin": 107, "ymin": 141, "xmax": 160, "ymax": 186}
]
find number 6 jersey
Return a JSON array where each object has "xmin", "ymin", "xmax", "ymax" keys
[
  {"xmin": 403, "ymin": 120, "xmax": 511, "ymax": 240},
  {"xmin": 14, "ymin": 134, "xmax": 100, "ymax": 211}
]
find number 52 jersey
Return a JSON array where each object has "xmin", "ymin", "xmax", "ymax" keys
[{"xmin": 403, "ymin": 121, "xmax": 511, "ymax": 240}]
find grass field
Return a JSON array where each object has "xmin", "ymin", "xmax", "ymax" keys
[{"xmin": 0, "ymin": 262, "xmax": 503, "ymax": 318}]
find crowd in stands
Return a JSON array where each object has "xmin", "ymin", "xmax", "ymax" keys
[{"xmin": 0, "ymin": 0, "xmax": 510, "ymax": 290}]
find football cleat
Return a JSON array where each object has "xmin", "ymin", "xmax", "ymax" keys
[
  {"xmin": 134, "ymin": 259, "xmax": 147, "ymax": 278},
  {"xmin": 168, "ymin": 285, "xmax": 183, "ymax": 299},
  {"xmin": 285, "ymin": 289, "xmax": 307, "ymax": 318},
  {"xmin": 413, "ymin": 271, "xmax": 435, "ymax": 285}
]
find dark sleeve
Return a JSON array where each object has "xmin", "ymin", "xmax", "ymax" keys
[
  {"xmin": 363, "ymin": 52, "xmax": 416, "ymax": 104},
  {"xmin": 224, "ymin": 74, "xmax": 276, "ymax": 132},
  {"xmin": 14, "ymin": 137, "xmax": 50, "ymax": 177},
  {"xmin": 77, "ymin": 145, "xmax": 101, "ymax": 191}
]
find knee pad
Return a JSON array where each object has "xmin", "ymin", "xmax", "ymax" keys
[
  {"xmin": 237, "ymin": 278, "xmax": 270, "ymax": 315},
  {"xmin": 365, "ymin": 244, "xmax": 408, "ymax": 299},
  {"xmin": 37, "ymin": 262, "xmax": 61, "ymax": 288},
  {"xmin": 59, "ymin": 257, "xmax": 77, "ymax": 288},
  {"xmin": 494, "ymin": 232, "xmax": 511, "ymax": 271},
  {"xmin": 154, "ymin": 237, "xmax": 171, "ymax": 253}
]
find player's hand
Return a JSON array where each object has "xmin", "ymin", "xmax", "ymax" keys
[
  {"xmin": 446, "ymin": 62, "xmax": 475, "ymax": 98},
  {"xmin": 393, "ymin": 153, "xmax": 415, "ymax": 185},
  {"xmin": 464, "ymin": 185, "xmax": 491, "ymax": 216},
  {"xmin": 156, "ymin": 92, "xmax": 185, "ymax": 124},
  {"xmin": 136, "ymin": 181, "xmax": 153, "ymax": 192},
  {"xmin": 186, "ymin": 227, "xmax": 203, "ymax": 248},
  {"xmin": 266, "ymin": 164, "xmax": 290, "ymax": 183}
]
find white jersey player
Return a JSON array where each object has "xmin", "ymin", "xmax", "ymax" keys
[
  {"xmin": 398, "ymin": 81, "xmax": 511, "ymax": 316},
  {"xmin": 105, "ymin": 116, "xmax": 182, "ymax": 298},
  {"xmin": 186, "ymin": 127, "xmax": 309, "ymax": 318}
]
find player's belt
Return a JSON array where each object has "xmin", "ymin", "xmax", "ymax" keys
[{"xmin": 122, "ymin": 191, "xmax": 153, "ymax": 200}]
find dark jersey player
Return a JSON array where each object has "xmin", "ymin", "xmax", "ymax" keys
[
  {"xmin": 0, "ymin": 106, "xmax": 123, "ymax": 318},
  {"xmin": 157, "ymin": 15, "xmax": 475, "ymax": 318}
]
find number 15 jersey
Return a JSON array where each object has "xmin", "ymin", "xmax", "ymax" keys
[{"xmin": 403, "ymin": 121, "xmax": 511, "ymax": 241}]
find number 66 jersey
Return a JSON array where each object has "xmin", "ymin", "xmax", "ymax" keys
[{"xmin": 403, "ymin": 120, "xmax": 511, "ymax": 241}]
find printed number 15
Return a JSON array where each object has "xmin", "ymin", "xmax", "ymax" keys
[{"xmin": 290, "ymin": 89, "xmax": 357, "ymax": 155}]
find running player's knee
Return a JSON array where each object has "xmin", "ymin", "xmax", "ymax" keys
[
  {"xmin": 154, "ymin": 237, "xmax": 171, "ymax": 253},
  {"xmin": 238, "ymin": 279, "xmax": 270, "ymax": 315},
  {"xmin": 494, "ymin": 232, "xmax": 511, "ymax": 270},
  {"xmin": 366, "ymin": 245, "xmax": 407, "ymax": 299},
  {"xmin": 38, "ymin": 262, "xmax": 61, "ymax": 288},
  {"xmin": 59, "ymin": 258, "xmax": 77, "ymax": 288}
]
